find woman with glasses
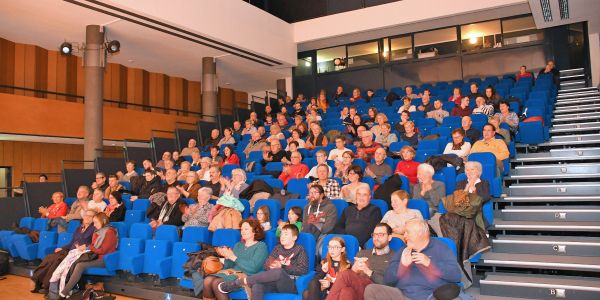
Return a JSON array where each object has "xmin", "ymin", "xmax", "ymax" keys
[
  {"xmin": 333, "ymin": 151, "xmax": 354, "ymax": 184},
  {"xmin": 176, "ymin": 171, "xmax": 201, "ymax": 200},
  {"xmin": 303, "ymin": 237, "xmax": 351, "ymax": 300},
  {"xmin": 340, "ymin": 165, "xmax": 370, "ymax": 205}
]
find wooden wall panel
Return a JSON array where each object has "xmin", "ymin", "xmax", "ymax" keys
[
  {"xmin": 169, "ymin": 77, "xmax": 184, "ymax": 115},
  {"xmin": 65, "ymin": 55, "xmax": 78, "ymax": 101},
  {"xmin": 76, "ymin": 56, "xmax": 85, "ymax": 100},
  {"xmin": 46, "ymin": 50, "xmax": 57, "ymax": 100},
  {"xmin": 34, "ymin": 46, "xmax": 48, "ymax": 98},
  {"xmin": 0, "ymin": 141, "xmax": 83, "ymax": 186},
  {"xmin": 13, "ymin": 43, "xmax": 25, "ymax": 96},
  {"xmin": 55, "ymin": 51, "xmax": 68, "ymax": 101},
  {"xmin": 219, "ymin": 87, "xmax": 234, "ymax": 115},
  {"xmin": 188, "ymin": 81, "xmax": 201, "ymax": 114},
  {"xmin": 0, "ymin": 38, "xmax": 15, "ymax": 94}
]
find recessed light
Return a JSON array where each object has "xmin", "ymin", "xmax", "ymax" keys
[
  {"xmin": 225, "ymin": 82, "xmax": 230, "ymax": 85},
  {"xmin": 128, "ymin": 59, "xmax": 134, "ymax": 63}
]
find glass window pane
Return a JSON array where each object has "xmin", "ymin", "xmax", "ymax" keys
[
  {"xmin": 295, "ymin": 57, "xmax": 313, "ymax": 76},
  {"xmin": 390, "ymin": 36, "xmax": 412, "ymax": 61},
  {"xmin": 316, "ymin": 46, "xmax": 346, "ymax": 73},
  {"xmin": 502, "ymin": 16, "xmax": 544, "ymax": 45},
  {"xmin": 414, "ymin": 27, "xmax": 458, "ymax": 58},
  {"xmin": 460, "ymin": 20, "xmax": 502, "ymax": 52},
  {"xmin": 347, "ymin": 41, "xmax": 379, "ymax": 67}
]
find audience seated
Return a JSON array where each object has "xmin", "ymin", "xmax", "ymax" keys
[
  {"xmin": 173, "ymin": 150, "xmax": 185, "ymax": 166},
  {"xmin": 256, "ymin": 206, "xmax": 272, "ymax": 231},
  {"xmin": 470, "ymin": 124, "xmax": 510, "ymax": 172},
  {"xmin": 276, "ymin": 206, "xmax": 303, "ymax": 237},
  {"xmin": 427, "ymin": 100, "xmax": 449, "ymax": 125},
  {"xmin": 197, "ymin": 157, "xmax": 212, "ymax": 181},
  {"xmin": 443, "ymin": 128, "xmax": 471, "ymax": 159},
  {"xmin": 149, "ymin": 186, "xmax": 185, "ymax": 229},
  {"xmin": 218, "ymin": 224, "xmax": 309, "ymax": 299},
  {"xmin": 190, "ymin": 149, "xmax": 202, "ymax": 167},
  {"xmin": 203, "ymin": 219, "xmax": 268, "ymax": 299},
  {"xmin": 317, "ymin": 91, "xmax": 329, "ymax": 112},
  {"xmin": 131, "ymin": 169, "xmax": 162, "ymax": 201},
  {"xmin": 302, "ymin": 185, "xmax": 337, "ymax": 242},
  {"xmin": 335, "ymin": 186, "xmax": 381, "ymax": 247},
  {"xmin": 305, "ymin": 122, "xmax": 328, "ymax": 150},
  {"xmin": 242, "ymin": 119, "xmax": 258, "ymax": 136},
  {"xmin": 279, "ymin": 151, "xmax": 309, "ymax": 186},
  {"xmin": 304, "ymin": 236, "xmax": 351, "ymax": 300},
  {"xmin": 327, "ymin": 223, "xmax": 396, "ymax": 300},
  {"xmin": 515, "ymin": 65, "xmax": 533, "ymax": 81},
  {"xmin": 47, "ymin": 186, "xmax": 89, "ymax": 233},
  {"xmin": 381, "ymin": 191, "xmax": 423, "ymax": 240},
  {"xmin": 261, "ymin": 140, "xmax": 286, "ymax": 168},
  {"xmin": 451, "ymin": 97, "xmax": 472, "ymax": 117},
  {"xmin": 311, "ymin": 164, "xmax": 341, "ymax": 199},
  {"xmin": 204, "ymin": 166, "xmax": 226, "ymax": 199},
  {"xmin": 209, "ymin": 146, "xmax": 224, "ymax": 166},
  {"xmin": 286, "ymin": 129, "xmax": 306, "ymax": 150},
  {"xmin": 328, "ymin": 136, "xmax": 351, "ymax": 163},
  {"xmin": 177, "ymin": 171, "xmax": 201, "ymax": 199},
  {"xmin": 356, "ymin": 130, "xmax": 381, "ymax": 162},
  {"xmin": 461, "ymin": 116, "xmax": 481, "ymax": 144},
  {"xmin": 417, "ymin": 94, "xmax": 434, "ymax": 113},
  {"xmin": 162, "ymin": 169, "xmax": 181, "ymax": 191},
  {"xmin": 350, "ymin": 87, "xmax": 363, "ymax": 103},
  {"xmin": 208, "ymin": 195, "xmax": 244, "ymax": 231},
  {"xmin": 494, "ymin": 100, "xmax": 519, "ymax": 132},
  {"xmin": 375, "ymin": 123, "xmax": 398, "ymax": 149},
  {"xmin": 411, "ymin": 163, "xmax": 445, "ymax": 214},
  {"xmin": 222, "ymin": 169, "xmax": 249, "ymax": 199},
  {"xmin": 370, "ymin": 113, "xmax": 388, "ymax": 136},
  {"xmin": 156, "ymin": 151, "xmax": 172, "ymax": 169},
  {"xmin": 394, "ymin": 146, "xmax": 420, "ymax": 185},
  {"xmin": 104, "ymin": 175, "xmax": 124, "ymax": 199},
  {"xmin": 448, "ymin": 87, "xmax": 463, "ymax": 105},
  {"xmin": 332, "ymin": 85, "xmax": 348, "ymax": 102},
  {"xmin": 244, "ymin": 131, "xmax": 267, "ymax": 158},
  {"xmin": 484, "ymin": 86, "xmax": 502, "ymax": 111},
  {"xmin": 395, "ymin": 110, "xmax": 411, "ymax": 134},
  {"xmin": 49, "ymin": 213, "xmax": 118, "ymax": 299},
  {"xmin": 31, "ymin": 210, "xmax": 95, "ymax": 294},
  {"xmin": 177, "ymin": 161, "xmax": 192, "ymax": 181},
  {"xmin": 204, "ymin": 129, "xmax": 221, "ymax": 149},
  {"xmin": 105, "ymin": 191, "xmax": 126, "ymax": 222},
  {"xmin": 468, "ymin": 82, "xmax": 482, "ymax": 101},
  {"xmin": 267, "ymin": 124, "xmax": 285, "ymax": 143},
  {"xmin": 404, "ymin": 86, "xmax": 418, "ymax": 99},
  {"xmin": 397, "ymin": 96, "xmax": 417, "ymax": 113},
  {"xmin": 87, "ymin": 189, "xmax": 107, "ymax": 213},
  {"xmin": 365, "ymin": 148, "xmax": 392, "ymax": 184},
  {"xmin": 305, "ymin": 150, "xmax": 332, "ymax": 179},
  {"xmin": 180, "ymin": 138, "xmax": 200, "ymax": 156},
  {"xmin": 399, "ymin": 121, "xmax": 420, "ymax": 148},
  {"xmin": 489, "ymin": 116, "xmax": 511, "ymax": 144},
  {"xmin": 222, "ymin": 145, "xmax": 240, "ymax": 167},
  {"xmin": 472, "ymin": 96, "xmax": 494, "ymax": 116},
  {"xmin": 232, "ymin": 121, "xmax": 243, "ymax": 136},
  {"xmin": 364, "ymin": 220, "xmax": 464, "ymax": 300},
  {"xmin": 121, "ymin": 160, "xmax": 138, "ymax": 182},
  {"xmin": 182, "ymin": 187, "xmax": 214, "ymax": 229},
  {"xmin": 340, "ymin": 166, "xmax": 370, "ymax": 205},
  {"xmin": 91, "ymin": 172, "xmax": 108, "ymax": 190}
]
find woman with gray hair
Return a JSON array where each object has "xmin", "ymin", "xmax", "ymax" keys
[
  {"xmin": 411, "ymin": 163, "xmax": 445, "ymax": 214},
  {"xmin": 196, "ymin": 157, "xmax": 212, "ymax": 181},
  {"xmin": 221, "ymin": 168, "xmax": 249, "ymax": 199},
  {"xmin": 456, "ymin": 161, "xmax": 490, "ymax": 202},
  {"xmin": 182, "ymin": 187, "xmax": 215, "ymax": 228}
]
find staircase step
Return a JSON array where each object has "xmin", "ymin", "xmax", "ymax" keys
[
  {"xmin": 557, "ymin": 92, "xmax": 599, "ymax": 100},
  {"xmin": 555, "ymin": 97, "xmax": 600, "ymax": 107},
  {"xmin": 481, "ymin": 252, "xmax": 600, "ymax": 272},
  {"xmin": 500, "ymin": 206, "xmax": 600, "ymax": 222},
  {"xmin": 560, "ymin": 81, "xmax": 587, "ymax": 88},
  {"xmin": 558, "ymin": 86, "xmax": 597, "ymax": 94},
  {"xmin": 500, "ymin": 195, "xmax": 600, "ymax": 203},
  {"xmin": 552, "ymin": 122, "xmax": 600, "ymax": 130},
  {"xmin": 490, "ymin": 219, "xmax": 600, "ymax": 232},
  {"xmin": 492, "ymin": 235, "xmax": 600, "ymax": 256},
  {"xmin": 512, "ymin": 148, "xmax": 600, "ymax": 163},
  {"xmin": 560, "ymin": 74, "xmax": 586, "ymax": 80},
  {"xmin": 559, "ymin": 68, "xmax": 585, "ymax": 76},
  {"xmin": 511, "ymin": 163, "xmax": 600, "ymax": 176},
  {"xmin": 505, "ymin": 173, "xmax": 600, "ymax": 181},
  {"xmin": 508, "ymin": 182, "xmax": 600, "ymax": 197},
  {"xmin": 480, "ymin": 272, "xmax": 600, "ymax": 300},
  {"xmin": 554, "ymin": 104, "xmax": 600, "ymax": 114}
]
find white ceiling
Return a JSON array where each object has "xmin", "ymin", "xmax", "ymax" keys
[{"xmin": 0, "ymin": 0, "xmax": 291, "ymax": 93}]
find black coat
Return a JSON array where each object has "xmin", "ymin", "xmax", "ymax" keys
[
  {"xmin": 108, "ymin": 204, "xmax": 126, "ymax": 222},
  {"xmin": 138, "ymin": 176, "xmax": 162, "ymax": 199}
]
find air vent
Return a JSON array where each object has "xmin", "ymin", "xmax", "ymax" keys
[
  {"xmin": 558, "ymin": 0, "xmax": 569, "ymax": 19},
  {"xmin": 540, "ymin": 0, "xmax": 553, "ymax": 22}
]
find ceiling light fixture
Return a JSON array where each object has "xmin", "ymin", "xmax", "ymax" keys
[
  {"xmin": 60, "ymin": 42, "xmax": 73, "ymax": 55},
  {"xmin": 106, "ymin": 40, "xmax": 121, "ymax": 53}
]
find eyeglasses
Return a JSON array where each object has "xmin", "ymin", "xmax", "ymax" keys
[
  {"xmin": 372, "ymin": 233, "xmax": 388, "ymax": 238},
  {"xmin": 328, "ymin": 246, "xmax": 343, "ymax": 250}
]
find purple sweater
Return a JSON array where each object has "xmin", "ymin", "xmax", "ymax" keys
[
  {"xmin": 384, "ymin": 239, "xmax": 461, "ymax": 300},
  {"xmin": 61, "ymin": 224, "xmax": 94, "ymax": 251}
]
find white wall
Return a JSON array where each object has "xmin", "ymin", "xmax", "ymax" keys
[
  {"xmin": 293, "ymin": 0, "xmax": 528, "ymax": 44},
  {"xmin": 110, "ymin": 0, "xmax": 296, "ymax": 66}
]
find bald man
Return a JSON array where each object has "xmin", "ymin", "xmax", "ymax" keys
[{"xmin": 334, "ymin": 186, "xmax": 382, "ymax": 247}]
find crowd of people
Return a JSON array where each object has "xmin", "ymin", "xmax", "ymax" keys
[{"xmin": 25, "ymin": 62, "xmax": 560, "ymax": 299}]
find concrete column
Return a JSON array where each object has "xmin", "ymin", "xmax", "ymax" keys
[
  {"xmin": 588, "ymin": 19, "xmax": 600, "ymax": 87},
  {"xmin": 83, "ymin": 25, "xmax": 105, "ymax": 169},
  {"xmin": 202, "ymin": 57, "xmax": 217, "ymax": 122}
]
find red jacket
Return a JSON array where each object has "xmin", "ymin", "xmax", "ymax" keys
[
  {"xmin": 394, "ymin": 160, "xmax": 420, "ymax": 185},
  {"xmin": 279, "ymin": 164, "xmax": 309, "ymax": 186},
  {"xmin": 90, "ymin": 227, "xmax": 118, "ymax": 260},
  {"xmin": 222, "ymin": 154, "xmax": 241, "ymax": 167},
  {"xmin": 45, "ymin": 201, "xmax": 68, "ymax": 218}
]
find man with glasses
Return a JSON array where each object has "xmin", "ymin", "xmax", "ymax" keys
[
  {"xmin": 328, "ymin": 136, "xmax": 351, "ymax": 163},
  {"xmin": 302, "ymin": 184, "xmax": 337, "ymax": 243},
  {"xmin": 335, "ymin": 185, "xmax": 381, "ymax": 247},
  {"xmin": 31, "ymin": 210, "xmax": 96, "ymax": 294},
  {"xmin": 470, "ymin": 123, "xmax": 509, "ymax": 173},
  {"xmin": 278, "ymin": 151, "xmax": 309, "ymax": 186},
  {"xmin": 327, "ymin": 223, "xmax": 395, "ymax": 300},
  {"xmin": 365, "ymin": 220, "xmax": 466, "ymax": 300},
  {"xmin": 90, "ymin": 172, "xmax": 107, "ymax": 190},
  {"xmin": 356, "ymin": 130, "xmax": 381, "ymax": 163}
]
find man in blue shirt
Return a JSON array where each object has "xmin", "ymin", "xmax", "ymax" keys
[{"xmin": 364, "ymin": 220, "xmax": 468, "ymax": 300}]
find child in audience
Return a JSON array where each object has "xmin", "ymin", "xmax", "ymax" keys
[
  {"xmin": 303, "ymin": 237, "xmax": 351, "ymax": 300},
  {"xmin": 256, "ymin": 206, "xmax": 272, "ymax": 231},
  {"xmin": 276, "ymin": 206, "xmax": 303, "ymax": 237}
]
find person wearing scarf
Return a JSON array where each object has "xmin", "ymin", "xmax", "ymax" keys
[
  {"xmin": 105, "ymin": 191, "xmax": 126, "ymax": 222},
  {"xmin": 56, "ymin": 213, "xmax": 118, "ymax": 298},
  {"xmin": 150, "ymin": 186, "xmax": 185, "ymax": 229}
]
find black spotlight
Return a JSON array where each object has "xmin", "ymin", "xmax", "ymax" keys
[
  {"xmin": 107, "ymin": 40, "xmax": 120, "ymax": 53},
  {"xmin": 60, "ymin": 42, "xmax": 72, "ymax": 55}
]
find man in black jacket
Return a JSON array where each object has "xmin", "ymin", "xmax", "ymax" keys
[
  {"xmin": 131, "ymin": 169, "xmax": 162, "ymax": 200},
  {"xmin": 334, "ymin": 186, "xmax": 382, "ymax": 247},
  {"xmin": 150, "ymin": 186, "xmax": 185, "ymax": 229}
]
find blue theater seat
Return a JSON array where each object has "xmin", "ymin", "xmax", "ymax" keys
[
  {"xmin": 321, "ymin": 234, "xmax": 360, "ymax": 263},
  {"xmin": 181, "ymin": 226, "xmax": 212, "ymax": 244},
  {"xmin": 365, "ymin": 237, "xmax": 405, "ymax": 251}
]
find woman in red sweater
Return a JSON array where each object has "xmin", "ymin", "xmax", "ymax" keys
[
  {"xmin": 222, "ymin": 145, "xmax": 240, "ymax": 167},
  {"xmin": 394, "ymin": 145, "xmax": 421, "ymax": 185},
  {"xmin": 59, "ymin": 212, "xmax": 118, "ymax": 297}
]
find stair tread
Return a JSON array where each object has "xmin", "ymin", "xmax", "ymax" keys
[
  {"xmin": 501, "ymin": 205, "xmax": 600, "ymax": 210},
  {"xmin": 495, "ymin": 234, "xmax": 600, "ymax": 243},
  {"xmin": 491, "ymin": 219, "xmax": 600, "ymax": 231},
  {"xmin": 501, "ymin": 196, "xmax": 600, "ymax": 201},
  {"xmin": 483, "ymin": 272, "xmax": 600, "ymax": 287},
  {"xmin": 509, "ymin": 182, "xmax": 600, "ymax": 187},
  {"xmin": 482, "ymin": 252, "xmax": 600, "ymax": 266},
  {"xmin": 514, "ymin": 163, "xmax": 600, "ymax": 168}
]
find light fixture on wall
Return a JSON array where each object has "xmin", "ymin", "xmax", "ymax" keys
[
  {"xmin": 106, "ymin": 40, "xmax": 121, "ymax": 54},
  {"xmin": 60, "ymin": 42, "xmax": 73, "ymax": 55}
]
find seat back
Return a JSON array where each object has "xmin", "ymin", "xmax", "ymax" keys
[
  {"xmin": 297, "ymin": 233, "xmax": 316, "ymax": 272},
  {"xmin": 287, "ymin": 178, "xmax": 311, "ymax": 198},
  {"xmin": 57, "ymin": 232, "xmax": 73, "ymax": 248},
  {"xmin": 467, "ymin": 152, "xmax": 497, "ymax": 182},
  {"xmin": 143, "ymin": 239, "xmax": 172, "ymax": 274},
  {"xmin": 129, "ymin": 223, "xmax": 153, "ymax": 240},
  {"xmin": 171, "ymin": 242, "xmax": 201, "ymax": 278},
  {"xmin": 433, "ymin": 237, "xmax": 457, "ymax": 258},
  {"xmin": 365, "ymin": 237, "xmax": 405, "ymax": 252},
  {"xmin": 118, "ymin": 237, "xmax": 145, "ymax": 271},
  {"xmin": 132, "ymin": 199, "xmax": 151, "ymax": 211},
  {"xmin": 321, "ymin": 234, "xmax": 360, "ymax": 263},
  {"xmin": 182, "ymin": 226, "xmax": 212, "ymax": 244},
  {"xmin": 370, "ymin": 199, "xmax": 389, "ymax": 215},
  {"xmin": 253, "ymin": 199, "xmax": 281, "ymax": 228},
  {"xmin": 37, "ymin": 231, "xmax": 58, "ymax": 259},
  {"xmin": 212, "ymin": 229, "xmax": 241, "ymax": 248},
  {"xmin": 33, "ymin": 218, "xmax": 49, "ymax": 232},
  {"xmin": 264, "ymin": 178, "xmax": 284, "ymax": 189},
  {"xmin": 19, "ymin": 217, "xmax": 35, "ymax": 229},
  {"xmin": 407, "ymin": 199, "xmax": 431, "ymax": 220},
  {"xmin": 283, "ymin": 199, "xmax": 308, "ymax": 221},
  {"xmin": 330, "ymin": 199, "xmax": 348, "ymax": 218},
  {"xmin": 155, "ymin": 225, "xmax": 179, "ymax": 242},
  {"xmin": 66, "ymin": 220, "xmax": 81, "ymax": 233},
  {"xmin": 111, "ymin": 222, "xmax": 128, "ymax": 238},
  {"xmin": 125, "ymin": 210, "xmax": 145, "ymax": 227}
]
